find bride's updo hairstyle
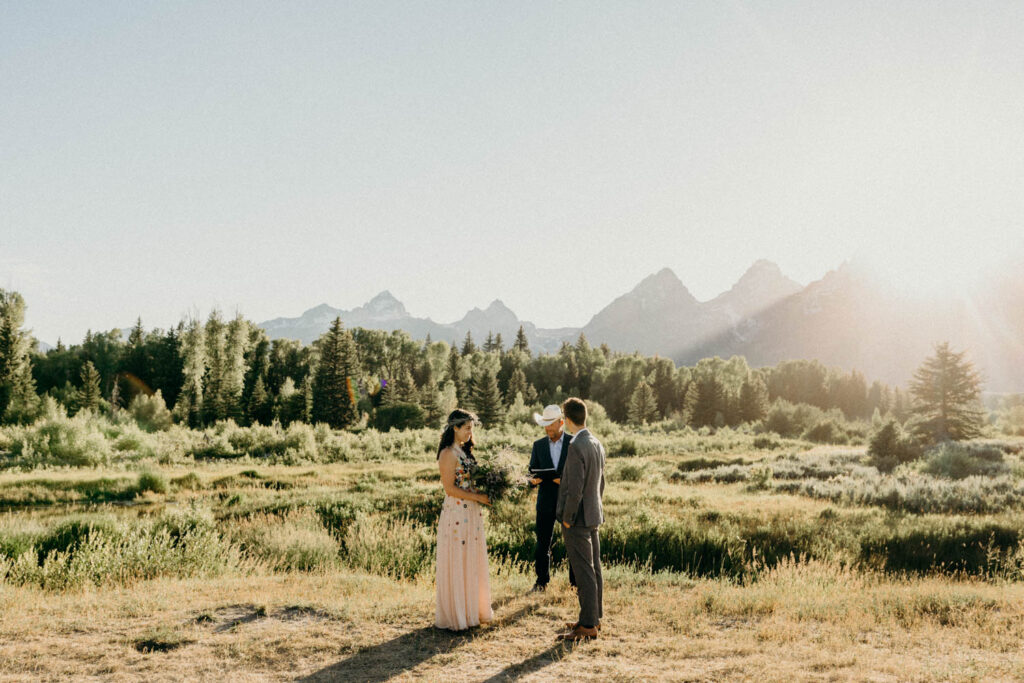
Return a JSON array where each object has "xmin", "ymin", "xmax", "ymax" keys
[{"xmin": 437, "ymin": 408, "xmax": 479, "ymax": 462}]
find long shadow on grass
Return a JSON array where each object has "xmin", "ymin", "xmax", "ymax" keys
[
  {"xmin": 298, "ymin": 595, "xmax": 538, "ymax": 682},
  {"xmin": 480, "ymin": 641, "xmax": 577, "ymax": 682}
]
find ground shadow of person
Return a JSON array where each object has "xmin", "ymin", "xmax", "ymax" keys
[
  {"xmin": 479, "ymin": 641, "xmax": 578, "ymax": 682},
  {"xmin": 298, "ymin": 595, "xmax": 542, "ymax": 682}
]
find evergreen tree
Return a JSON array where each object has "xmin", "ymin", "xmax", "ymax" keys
[
  {"xmin": 175, "ymin": 318, "xmax": 206, "ymax": 428},
  {"xmin": 241, "ymin": 335, "xmax": 270, "ymax": 425},
  {"xmin": 383, "ymin": 367, "xmax": 418, "ymax": 406},
  {"xmin": 202, "ymin": 311, "xmax": 227, "ymax": 424},
  {"xmin": 0, "ymin": 289, "xmax": 38, "ymax": 422},
  {"xmin": 908, "ymin": 342, "xmax": 986, "ymax": 443},
  {"xmin": 690, "ymin": 375, "xmax": 725, "ymax": 428},
  {"xmin": 650, "ymin": 357, "xmax": 678, "ymax": 417},
  {"xmin": 461, "ymin": 331, "xmax": 477, "ymax": 356},
  {"xmin": 574, "ymin": 333, "xmax": 595, "ymax": 398},
  {"xmin": 302, "ymin": 374, "xmax": 314, "ymax": 424},
  {"xmin": 483, "ymin": 331, "xmax": 497, "ymax": 353},
  {"xmin": 513, "ymin": 326, "xmax": 530, "ymax": 355},
  {"xmin": 311, "ymin": 318, "xmax": 358, "ymax": 428},
  {"xmin": 415, "ymin": 358, "xmax": 442, "ymax": 425},
  {"xmin": 469, "ymin": 366, "xmax": 505, "ymax": 426},
  {"xmin": 80, "ymin": 328, "xmax": 124, "ymax": 401},
  {"xmin": 222, "ymin": 315, "xmax": 249, "ymax": 422},
  {"xmin": 504, "ymin": 367, "xmax": 530, "ymax": 407},
  {"xmin": 446, "ymin": 346, "xmax": 468, "ymax": 405},
  {"xmin": 493, "ymin": 332, "xmax": 503, "ymax": 353},
  {"xmin": 738, "ymin": 375, "xmax": 769, "ymax": 424},
  {"xmin": 627, "ymin": 380, "xmax": 658, "ymax": 425},
  {"xmin": 152, "ymin": 326, "xmax": 184, "ymax": 407},
  {"xmin": 247, "ymin": 375, "xmax": 273, "ymax": 426},
  {"xmin": 119, "ymin": 317, "xmax": 150, "ymax": 404},
  {"xmin": 77, "ymin": 361, "xmax": 102, "ymax": 413}
]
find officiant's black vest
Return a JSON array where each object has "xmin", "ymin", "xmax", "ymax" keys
[{"xmin": 530, "ymin": 435, "xmax": 570, "ymax": 514}]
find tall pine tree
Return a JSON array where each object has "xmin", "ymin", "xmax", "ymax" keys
[
  {"xmin": 77, "ymin": 361, "xmax": 102, "ymax": 413},
  {"xmin": 738, "ymin": 375, "xmax": 769, "ymax": 424},
  {"xmin": 461, "ymin": 332, "xmax": 477, "ymax": 356},
  {"xmin": 513, "ymin": 325, "xmax": 530, "ymax": 355},
  {"xmin": 909, "ymin": 342, "xmax": 985, "ymax": 443},
  {"xmin": 311, "ymin": 318, "xmax": 358, "ymax": 429},
  {"xmin": 469, "ymin": 366, "xmax": 505, "ymax": 426},
  {"xmin": 627, "ymin": 380, "xmax": 659, "ymax": 425},
  {"xmin": 0, "ymin": 289, "xmax": 38, "ymax": 423},
  {"xmin": 175, "ymin": 318, "xmax": 206, "ymax": 428},
  {"xmin": 202, "ymin": 311, "xmax": 227, "ymax": 424}
]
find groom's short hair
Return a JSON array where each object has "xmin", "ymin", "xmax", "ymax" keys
[{"xmin": 562, "ymin": 397, "xmax": 587, "ymax": 426}]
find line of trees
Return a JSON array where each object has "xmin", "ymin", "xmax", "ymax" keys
[{"xmin": 0, "ymin": 288, "xmax": 962, "ymax": 434}]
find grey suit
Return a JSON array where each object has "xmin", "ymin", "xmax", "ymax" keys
[{"xmin": 555, "ymin": 428, "xmax": 605, "ymax": 628}]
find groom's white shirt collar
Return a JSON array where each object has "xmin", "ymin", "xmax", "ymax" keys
[{"xmin": 569, "ymin": 427, "xmax": 589, "ymax": 444}]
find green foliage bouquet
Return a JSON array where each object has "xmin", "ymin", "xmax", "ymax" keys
[{"xmin": 469, "ymin": 447, "xmax": 528, "ymax": 505}]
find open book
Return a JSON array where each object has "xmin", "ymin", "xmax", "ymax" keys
[{"xmin": 529, "ymin": 467, "xmax": 559, "ymax": 482}]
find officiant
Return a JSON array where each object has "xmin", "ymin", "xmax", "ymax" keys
[{"xmin": 528, "ymin": 404, "xmax": 575, "ymax": 592}]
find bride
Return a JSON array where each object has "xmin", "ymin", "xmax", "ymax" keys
[{"xmin": 435, "ymin": 409, "xmax": 493, "ymax": 630}]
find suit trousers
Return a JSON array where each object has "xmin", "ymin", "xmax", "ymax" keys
[
  {"xmin": 535, "ymin": 506, "xmax": 575, "ymax": 587},
  {"xmin": 563, "ymin": 525, "xmax": 602, "ymax": 628}
]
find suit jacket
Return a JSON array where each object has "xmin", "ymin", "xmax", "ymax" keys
[
  {"xmin": 555, "ymin": 429, "xmax": 606, "ymax": 528},
  {"xmin": 529, "ymin": 435, "xmax": 570, "ymax": 515}
]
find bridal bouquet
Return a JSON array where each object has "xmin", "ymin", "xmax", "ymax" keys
[{"xmin": 469, "ymin": 447, "xmax": 528, "ymax": 505}]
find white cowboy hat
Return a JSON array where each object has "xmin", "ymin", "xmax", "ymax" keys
[{"xmin": 533, "ymin": 404, "xmax": 563, "ymax": 427}]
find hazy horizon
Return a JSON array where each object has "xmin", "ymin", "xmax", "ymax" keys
[{"xmin": 5, "ymin": 2, "xmax": 1023, "ymax": 344}]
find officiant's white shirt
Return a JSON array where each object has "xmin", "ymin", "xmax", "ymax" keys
[{"xmin": 549, "ymin": 433, "xmax": 564, "ymax": 469}]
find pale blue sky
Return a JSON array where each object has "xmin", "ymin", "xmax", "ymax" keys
[{"xmin": 3, "ymin": 2, "xmax": 1023, "ymax": 344}]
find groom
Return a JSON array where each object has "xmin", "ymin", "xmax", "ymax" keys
[{"xmin": 555, "ymin": 397, "xmax": 605, "ymax": 641}]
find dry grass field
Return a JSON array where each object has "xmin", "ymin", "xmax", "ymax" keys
[
  {"xmin": 3, "ymin": 561, "xmax": 1024, "ymax": 681},
  {"xmin": 4, "ymin": 424, "xmax": 1024, "ymax": 681}
]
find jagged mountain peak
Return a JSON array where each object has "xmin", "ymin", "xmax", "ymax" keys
[
  {"xmin": 626, "ymin": 268, "xmax": 698, "ymax": 306},
  {"xmin": 723, "ymin": 260, "xmax": 801, "ymax": 300},
  {"xmin": 303, "ymin": 303, "xmax": 336, "ymax": 316},
  {"xmin": 357, "ymin": 290, "xmax": 409, "ymax": 318}
]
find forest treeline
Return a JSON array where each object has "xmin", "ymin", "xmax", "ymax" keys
[{"xmin": 1, "ymin": 288, "xmax": 910, "ymax": 434}]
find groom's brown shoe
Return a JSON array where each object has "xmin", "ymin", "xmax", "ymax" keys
[
  {"xmin": 557, "ymin": 625, "xmax": 598, "ymax": 641},
  {"xmin": 563, "ymin": 621, "xmax": 601, "ymax": 632}
]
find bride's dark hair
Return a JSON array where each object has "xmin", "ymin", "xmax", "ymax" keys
[{"xmin": 437, "ymin": 408, "xmax": 478, "ymax": 462}]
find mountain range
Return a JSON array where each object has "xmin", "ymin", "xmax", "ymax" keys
[{"xmin": 258, "ymin": 260, "xmax": 1024, "ymax": 392}]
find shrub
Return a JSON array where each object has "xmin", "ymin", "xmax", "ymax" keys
[
  {"xmin": 7, "ymin": 410, "xmax": 114, "ymax": 468},
  {"xmin": 803, "ymin": 419, "xmax": 849, "ymax": 445},
  {"xmin": 229, "ymin": 509, "xmax": 338, "ymax": 572},
  {"xmin": 128, "ymin": 391, "xmax": 174, "ymax": 432},
  {"xmin": 34, "ymin": 516, "xmax": 119, "ymax": 565},
  {"xmin": 675, "ymin": 457, "xmax": 746, "ymax": 473},
  {"xmin": 343, "ymin": 514, "xmax": 433, "ymax": 578},
  {"xmin": 867, "ymin": 421, "xmax": 922, "ymax": 473},
  {"xmin": 922, "ymin": 442, "xmax": 1008, "ymax": 480},
  {"xmin": 171, "ymin": 472, "xmax": 203, "ymax": 490},
  {"xmin": 760, "ymin": 400, "xmax": 826, "ymax": 439},
  {"xmin": 860, "ymin": 519, "xmax": 1022, "ymax": 575},
  {"xmin": 373, "ymin": 403, "xmax": 426, "ymax": 431},
  {"xmin": 615, "ymin": 462, "xmax": 645, "ymax": 482},
  {"xmin": 13, "ymin": 519, "xmax": 231, "ymax": 589},
  {"xmin": 745, "ymin": 465, "xmax": 774, "ymax": 491},
  {"xmin": 137, "ymin": 471, "xmax": 169, "ymax": 495},
  {"xmin": 610, "ymin": 437, "xmax": 640, "ymax": 458}
]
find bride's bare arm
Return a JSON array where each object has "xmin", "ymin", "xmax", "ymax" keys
[{"xmin": 438, "ymin": 448, "xmax": 488, "ymax": 504}]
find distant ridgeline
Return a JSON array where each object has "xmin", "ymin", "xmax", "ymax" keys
[
  {"xmin": 0, "ymin": 282, "xmax": 998, "ymax": 441},
  {"xmin": 256, "ymin": 261, "xmax": 1024, "ymax": 393}
]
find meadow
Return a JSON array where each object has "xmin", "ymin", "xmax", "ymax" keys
[{"xmin": 3, "ymin": 407, "xmax": 1024, "ymax": 681}]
